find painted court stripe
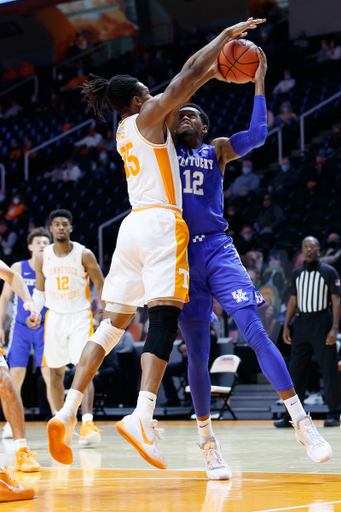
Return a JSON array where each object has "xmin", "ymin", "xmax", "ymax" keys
[{"xmin": 255, "ymin": 501, "xmax": 341, "ymax": 512}]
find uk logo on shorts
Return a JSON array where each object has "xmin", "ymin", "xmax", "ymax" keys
[{"xmin": 231, "ymin": 289, "xmax": 248, "ymax": 303}]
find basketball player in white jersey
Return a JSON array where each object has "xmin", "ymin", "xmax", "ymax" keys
[
  {"xmin": 47, "ymin": 18, "xmax": 265, "ymax": 468},
  {"xmin": 32, "ymin": 209, "xmax": 105, "ymax": 446}
]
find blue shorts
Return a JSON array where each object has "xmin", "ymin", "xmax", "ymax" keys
[
  {"xmin": 180, "ymin": 233, "xmax": 265, "ymax": 322},
  {"xmin": 7, "ymin": 321, "xmax": 45, "ymax": 368}
]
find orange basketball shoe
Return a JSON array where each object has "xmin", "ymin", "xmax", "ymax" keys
[
  {"xmin": 47, "ymin": 411, "xmax": 77, "ymax": 465},
  {"xmin": 78, "ymin": 421, "xmax": 101, "ymax": 446},
  {"xmin": 15, "ymin": 447, "xmax": 40, "ymax": 473},
  {"xmin": 0, "ymin": 466, "xmax": 35, "ymax": 502}
]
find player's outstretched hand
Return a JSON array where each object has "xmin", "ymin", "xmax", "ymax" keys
[
  {"xmin": 252, "ymin": 47, "xmax": 268, "ymax": 82},
  {"xmin": 24, "ymin": 301, "xmax": 41, "ymax": 329},
  {"xmin": 228, "ymin": 17, "xmax": 266, "ymax": 40}
]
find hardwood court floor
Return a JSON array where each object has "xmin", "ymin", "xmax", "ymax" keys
[{"xmin": 1, "ymin": 420, "xmax": 341, "ymax": 512}]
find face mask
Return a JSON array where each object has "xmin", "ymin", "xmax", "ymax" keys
[
  {"xmin": 328, "ymin": 241, "xmax": 338, "ymax": 249},
  {"xmin": 12, "ymin": 198, "xmax": 20, "ymax": 205},
  {"xmin": 0, "ymin": 195, "xmax": 5, "ymax": 202},
  {"xmin": 281, "ymin": 165, "xmax": 290, "ymax": 172},
  {"xmin": 282, "ymin": 107, "xmax": 290, "ymax": 113},
  {"xmin": 242, "ymin": 167, "xmax": 251, "ymax": 175},
  {"xmin": 99, "ymin": 153, "xmax": 107, "ymax": 161},
  {"xmin": 243, "ymin": 233, "xmax": 253, "ymax": 241}
]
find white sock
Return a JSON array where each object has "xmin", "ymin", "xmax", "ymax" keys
[
  {"xmin": 82, "ymin": 413, "xmax": 93, "ymax": 425},
  {"xmin": 134, "ymin": 391, "xmax": 156, "ymax": 420},
  {"xmin": 14, "ymin": 439, "xmax": 27, "ymax": 451},
  {"xmin": 284, "ymin": 394, "xmax": 306, "ymax": 426},
  {"xmin": 63, "ymin": 389, "xmax": 83, "ymax": 417},
  {"xmin": 197, "ymin": 417, "xmax": 214, "ymax": 444}
]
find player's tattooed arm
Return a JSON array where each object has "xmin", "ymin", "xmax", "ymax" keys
[
  {"xmin": 0, "ymin": 261, "xmax": 20, "ymax": 345},
  {"xmin": 82, "ymin": 249, "xmax": 105, "ymax": 311}
]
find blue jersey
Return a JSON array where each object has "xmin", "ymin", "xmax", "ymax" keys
[
  {"xmin": 12, "ymin": 260, "xmax": 47, "ymax": 324},
  {"xmin": 176, "ymin": 141, "xmax": 227, "ymax": 235}
]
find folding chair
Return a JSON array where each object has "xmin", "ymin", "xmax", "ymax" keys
[{"xmin": 185, "ymin": 354, "xmax": 241, "ymax": 420}]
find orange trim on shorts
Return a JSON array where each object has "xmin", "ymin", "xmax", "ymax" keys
[
  {"xmin": 132, "ymin": 205, "xmax": 182, "ymax": 216},
  {"xmin": 153, "ymin": 147, "xmax": 176, "ymax": 206},
  {"xmin": 174, "ymin": 213, "xmax": 190, "ymax": 302},
  {"xmin": 41, "ymin": 309, "xmax": 50, "ymax": 367},
  {"xmin": 88, "ymin": 308, "xmax": 94, "ymax": 338}
]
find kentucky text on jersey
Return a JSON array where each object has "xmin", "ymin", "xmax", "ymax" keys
[{"xmin": 176, "ymin": 141, "xmax": 227, "ymax": 235}]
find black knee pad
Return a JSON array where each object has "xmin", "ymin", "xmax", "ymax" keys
[{"xmin": 142, "ymin": 305, "xmax": 182, "ymax": 362}]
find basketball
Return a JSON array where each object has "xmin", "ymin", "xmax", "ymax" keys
[{"xmin": 218, "ymin": 39, "xmax": 259, "ymax": 84}]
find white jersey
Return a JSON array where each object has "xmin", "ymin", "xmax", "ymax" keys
[
  {"xmin": 116, "ymin": 114, "xmax": 182, "ymax": 212},
  {"xmin": 43, "ymin": 241, "xmax": 90, "ymax": 314}
]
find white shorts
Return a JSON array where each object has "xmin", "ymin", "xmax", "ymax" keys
[
  {"xmin": 0, "ymin": 354, "xmax": 8, "ymax": 368},
  {"xmin": 43, "ymin": 309, "xmax": 93, "ymax": 368},
  {"xmin": 102, "ymin": 208, "xmax": 189, "ymax": 307}
]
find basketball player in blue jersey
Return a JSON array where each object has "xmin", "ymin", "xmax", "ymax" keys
[
  {"xmin": 0, "ymin": 227, "xmax": 54, "ymax": 442},
  {"xmin": 172, "ymin": 49, "xmax": 332, "ymax": 478}
]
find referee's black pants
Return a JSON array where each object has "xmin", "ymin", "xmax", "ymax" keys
[{"xmin": 290, "ymin": 310, "xmax": 341, "ymax": 413}]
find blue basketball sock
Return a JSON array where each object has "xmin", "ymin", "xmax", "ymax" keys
[
  {"xmin": 233, "ymin": 305, "xmax": 293, "ymax": 392},
  {"xmin": 178, "ymin": 320, "xmax": 211, "ymax": 418}
]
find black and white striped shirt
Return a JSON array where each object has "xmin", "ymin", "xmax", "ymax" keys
[{"xmin": 291, "ymin": 260, "xmax": 340, "ymax": 313}]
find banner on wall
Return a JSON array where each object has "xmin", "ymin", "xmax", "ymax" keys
[{"xmin": 57, "ymin": 0, "xmax": 138, "ymax": 42}]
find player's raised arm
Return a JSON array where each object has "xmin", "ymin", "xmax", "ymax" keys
[
  {"xmin": 0, "ymin": 260, "xmax": 40, "ymax": 326},
  {"xmin": 82, "ymin": 249, "xmax": 105, "ymax": 311},
  {"xmin": 140, "ymin": 18, "xmax": 265, "ymax": 128},
  {"xmin": 212, "ymin": 47, "xmax": 268, "ymax": 172}
]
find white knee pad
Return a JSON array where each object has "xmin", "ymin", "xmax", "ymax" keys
[
  {"xmin": 105, "ymin": 302, "xmax": 137, "ymax": 315},
  {"xmin": 89, "ymin": 319, "xmax": 124, "ymax": 356}
]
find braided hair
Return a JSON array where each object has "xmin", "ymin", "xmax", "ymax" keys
[{"xmin": 81, "ymin": 74, "xmax": 141, "ymax": 120}]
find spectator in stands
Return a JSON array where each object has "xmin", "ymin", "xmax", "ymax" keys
[
  {"xmin": 8, "ymin": 140, "xmax": 22, "ymax": 162},
  {"xmin": 4, "ymin": 100, "xmax": 22, "ymax": 119},
  {"xmin": 62, "ymin": 159, "xmax": 82, "ymax": 182},
  {"xmin": 68, "ymin": 31, "xmax": 87, "ymax": 58},
  {"xmin": 93, "ymin": 350, "xmax": 120, "ymax": 396},
  {"xmin": 292, "ymin": 30, "xmax": 309, "ymax": 52},
  {"xmin": 102, "ymin": 130, "xmax": 116, "ymax": 153},
  {"xmin": 235, "ymin": 225, "xmax": 260, "ymax": 255},
  {"xmin": 92, "ymin": 150, "xmax": 116, "ymax": 179},
  {"xmin": 225, "ymin": 160, "xmax": 260, "ymax": 198},
  {"xmin": 272, "ymin": 70, "xmax": 296, "ymax": 95},
  {"xmin": 267, "ymin": 158, "xmax": 299, "ymax": 195},
  {"xmin": 254, "ymin": 194, "xmax": 284, "ymax": 234},
  {"xmin": 301, "ymin": 153, "xmax": 334, "ymax": 190},
  {"xmin": 22, "ymin": 140, "xmax": 36, "ymax": 159},
  {"xmin": 307, "ymin": 39, "xmax": 329, "ymax": 64},
  {"xmin": 328, "ymin": 126, "xmax": 341, "ymax": 151},
  {"xmin": 267, "ymin": 108, "xmax": 276, "ymax": 129},
  {"xmin": 74, "ymin": 127, "xmax": 103, "ymax": 158},
  {"xmin": 0, "ymin": 191, "xmax": 8, "ymax": 218},
  {"xmin": 65, "ymin": 68, "xmax": 88, "ymax": 90},
  {"xmin": 320, "ymin": 233, "xmax": 341, "ymax": 273},
  {"xmin": 49, "ymin": 90, "xmax": 64, "ymax": 113},
  {"xmin": 327, "ymin": 39, "xmax": 341, "ymax": 61},
  {"xmin": 225, "ymin": 205, "xmax": 244, "ymax": 237},
  {"xmin": 19, "ymin": 59, "xmax": 35, "ymax": 79},
  {"xmin": 44, "ymin": 162, "xmax": 63, "ymax": 183},
  {"xmin": 5, "ymin": 194, "xmax": 25, "ymax": 224},
  {"xmin": 0, "ymin": 220, "xmax": 17, "ymax": 264},
  {"xmin": 275, "ymin": 102, "xmax": 298, "ymax": 128},
  {"xmin": 161, "ymin": 341, "xmax": 188, "ymax": 407},
  {"xmin": 1, "ymin": 63, "xmax": 19, "ymax": 88}
]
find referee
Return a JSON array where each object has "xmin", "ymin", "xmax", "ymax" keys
[{"xmin": 275, "ymin": 236, "xmax": 341, "ymax": 427}]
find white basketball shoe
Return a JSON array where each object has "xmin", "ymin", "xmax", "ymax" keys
[
  {"xmin": 292, "ymin": 414, "xmax": 332, "ymax": 463},
  {"xmin": 199, "ymin": 437, "xmax": 232, "ymax": 480},
  {"xmin": 116, "ymin": 414, "xmax": 167, "ymax": 469}
]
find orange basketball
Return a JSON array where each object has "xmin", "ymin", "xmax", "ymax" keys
[{"xmin": 218, "ymin": 39, "xmax": 259, "ymax": 84}]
